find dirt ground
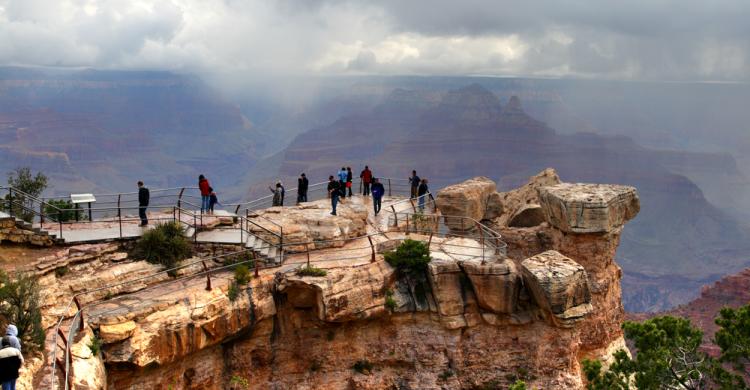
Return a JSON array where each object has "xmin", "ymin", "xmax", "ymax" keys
[{"xmin": 0, "ymin": 244, "xmax": 57, "ymax": 272}]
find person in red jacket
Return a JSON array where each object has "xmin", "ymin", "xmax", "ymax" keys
[
  {"xmin": 360, "ymin": 166, "xmax": 373, "ymax": 196},
  {"xmin": 198, "ymin": 175, "xmax": 210, "ymax": 213}
]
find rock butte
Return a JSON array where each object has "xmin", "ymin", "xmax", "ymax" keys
[{"xmin": 16, "ymin": 168, "xmax": 639, "ymax": 389}]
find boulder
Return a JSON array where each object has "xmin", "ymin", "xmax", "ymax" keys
[
  {"xmin": 538, "ymin": 183, "xmax": 640, "ymax": 234},
  {"xmin": 494, "ymin": 168, "xmax": 561, "ymax": 226},
  {"xmin": 461, "ymin": 258, "xmax": 521, "ymax": 314},
  {"xmin": 99, "ymin": 320, "xmax": 136, "ymax": 343},
  {"xmin": 427, "ymin": 259, "xmax": 465, "ymax": 319},
  {"xmin": 508, "ymin": 204, "xmax": 545, "ymax": 228},
  {"xmin": 436, "ymin": 177, "xmax": 496, "ymax": 230},
  {"xmin": 521, "ymin": 251, "xmax": 592, "ymax": 327}
]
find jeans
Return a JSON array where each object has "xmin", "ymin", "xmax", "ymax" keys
[
  {"xmin": 3, "ymin": 379, "xmax": 17, "ymax": 390},
  {"xmin": 373, "ymin": 197, "xmax": 382, "ymax": 214},
  {"xmin": 297, "ymin": 193, "xmax": 307, "ymax": 203},
  {"xmin": 418, "ymin": 195, "xmax": 425, "ymax": 210},
  {"xmin": 339, "ymin": 181, "xmax": 346, "ymax": 198},
  {"xmin": 331, "ymin": 195, "xmax": 339, "ymax": 215},
  {"xmin": 201, "ymin": 195, "xmax": 210, "ymax": 212},
  {"xmin": 363, "ymin": 182, "xmax": 370, "ymax": 196},
  {"xmin": 138, "ymin": 206, "xmax": 148, "ymax": 225}
]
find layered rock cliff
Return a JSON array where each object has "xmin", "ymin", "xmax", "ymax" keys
[{"xmin": 26, "ymin": 170, "xmax": 638, "ymax": 389}]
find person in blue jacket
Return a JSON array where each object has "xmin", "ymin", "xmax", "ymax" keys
[{"xmin": 371, "ymin": 178, "xmax": 385, "ymax": 215}]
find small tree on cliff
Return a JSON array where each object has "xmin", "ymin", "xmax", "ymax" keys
[
  {"xmin": 3, "ymin": 167, "xmax": 48, "ymax": 222},
  {"xmin": 0, "ymin": 271, "xmax": 46, "ymax": 349},
  {"xmin": 583, "ymin": 307, "xmax": 750, "ymax": 389},
  {"xmin": 384, "ymin": 239, "xmax": 431, "ymax": 275}
]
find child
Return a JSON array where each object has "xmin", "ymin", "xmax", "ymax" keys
[{"xmin": 209, "ymin": 187, "xmax": 219, "ymax": 213}]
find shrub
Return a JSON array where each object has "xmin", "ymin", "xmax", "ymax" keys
[
  {"xmin": 296, "ymin": 266, "xmax": 327, "ymax": 277},
  {"xmin": 88, "ymin": 335, "xmax": 102, "ymax": 355},
  {"xmin": 0, "ymin": 271, "xmax": 45, "ymax": 349},
  {"xmin": 234, "ymin": 265, "xmax": 251, "ymax": 285},
  {"xmin": 384, "ymin": 239, "xmax": 431, "ymax": 274},
  {"xmin": 45, "ymin": 199, "xmax": 77, "ymax": 222},
  {"xmin": 384, "ymin": 290, "xmax": 397, "ymax": 311},
  {"xmin": 227, "ymin": 281, "xmax": 240, "ymax": 302},
  {"xmin": 229, "ymin": 375, "xmax": 249, "ymax": 389},
  {"xmin": 54, "ymin": 266, "xmax": 69, "ymax": 277},
  {"xmin": 3, "ymin": 167, "xmax": 48, "ymax": 222},
  {"xmin": 438, "ymin": 369, "xmax": 454, "ymax": 381},
  {"xmin": 352, "ymin": 359, "xmax": 373, "ymax": 374},
  {"xmin": 133, "ymin": 222, "xmax": 192, "ymax": 272}
]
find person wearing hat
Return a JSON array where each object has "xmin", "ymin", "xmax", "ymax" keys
[{"xmin": 0, "ymin": 336, "xmax": 23, "ymax": 390}]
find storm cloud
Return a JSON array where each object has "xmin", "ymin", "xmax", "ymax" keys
[{"xmin": 0, "ymin": 0, "xmax": 748, "ymax": 82}]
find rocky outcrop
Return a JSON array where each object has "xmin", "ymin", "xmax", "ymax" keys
[
  {"xmin": 0, "ymin": 215, "xmax": 54, "ymax": 246},
  {"xmin": 495, "ymin": 168, "xmax": 561, "ymax": 227},
  {"xmin": 461, "ymin": 258, "xmax": 521, "ymax": 314},
  {"xmin": 521, "ymin": 251, "xmax": 592, "ymax": 327},
  {"xmin": 538, "ymin": 183, "xmax": 640, "ymax": 233},
  {"xmin": 435, "ymin": 176, "xmax": 496, "ymax": 229}
]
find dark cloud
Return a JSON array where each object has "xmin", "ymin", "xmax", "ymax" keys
[{"xmin": 0, "ymin": 0, "xmax": 748, "ymax": 82}]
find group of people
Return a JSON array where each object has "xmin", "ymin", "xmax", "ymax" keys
[
  {"xmin": 326, "ymin": 165, "xmax": 387, "ymax": 215},
  {"xmin": 137, "ymin": 175, "xmax": 220, "ymax": 226},
  {"xmin": 0, "ymin": 324, "xmax": 24, "ymax": 389},
  {"xmin": 409, "ymin": 170, "xmax": 430, "ymax": 210}
]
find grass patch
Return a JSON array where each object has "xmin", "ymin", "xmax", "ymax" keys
[
  {"xmin": 227, "ymin": 281, "xmax": 240, "ymax": 302},
  {"xmin": 439, "ymin": 369, "xmax": 455, "ymax": 381},
  {"xmin": 234, "ymin": 264, "xmax": 251, "ymax": 285},
  {"xmin": 88, "ymin": 335, "xmax": 102, "ymax": 356},
  {"xmin": 384, "ymin": 290, "xmax": 397, "ymax": 311},
  {"xmin": 54, "ymin": 266, "xmax": 69, "ymax": 277},
  {"xmin": 296, "ymin": 266, "xmax": 327, "ymax": 277}
]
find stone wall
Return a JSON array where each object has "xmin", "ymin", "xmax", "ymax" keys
[{"xmin": 0, "ymin": 217, "xmax": 54, "ymax": 246}]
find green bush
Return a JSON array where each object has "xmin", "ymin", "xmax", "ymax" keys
[
  {"xmin": 438, "ymin": 369, "xmax": 454, "ymax": 381},
  {"xmin": 352, "ymin": 359, "xmax": 373, "ymax": 374},
  {"xmin": 0, "ymin": 271, "xmax": 46, "ymax": 349},
  {"xmin": 3, "ymin": 167, "xmax": 48, "ymax": 223},
  {"xmin": 88, "ymin": 335, "xmax": 102, "ymax": 355},
  {"xmin": 296, "ymin": 266, "xmax": 327, "ymax": 277},
  {"xmin": 133, "ymin": 222, "xmax": 192, "ymax": 272},
  {"xmin": 227, "ymin": 281, "xmax": 240, "ymax": 302},
  {"xmin": 234, "ymin": 265, "xmax": 251, "ymax": 285},
  {"xmin": 45, "ymin": 199, "xmax": 77, "ymax": 222},
  {"xmin": 384, "ymin": 239, "xmax": 431, "ymax": 274},
  {"xmin": 54, "ymin": 266, "xmax": 69, "ymax": 278},
  {"xmin": 384, "ymin": 290, "xmax": 397, "ymax": 311}
]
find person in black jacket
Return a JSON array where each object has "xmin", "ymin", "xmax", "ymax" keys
[
  {"xmin": 371, "ymin": 178, "xmax": 385, "ymax": 215},
  {"xmin": 327, "ymin": 176, "xmax": 341, "ymax": 215},
  {"xmin": 297, "ymin": 173, "xmax": 309, "ymax": 204},
  {"xmin": 0, "ymin": 336, "xmax": 23, "ymax": 390},
  {"xmin": 137, "ymin": 181, "xmax": 149, "ymax": 226},
  {"xmin": 417, "ymin": 179, "xmax": 429, "ymax": 210}
]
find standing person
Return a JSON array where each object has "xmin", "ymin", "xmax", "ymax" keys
[
  {"xmin": 346, "ymin": 167, "xmax": 353, "ymax": 197},
  {"xmin": 0, "ymin": 336, "xmax": 23, "ymax": 390},
  {"xmin": 337, "ymin": 167, "xmax": 348, "ymax": 198},
  {"xmin": 371, "ymin": 178, "xmax": 385, "ymax": 215},
  {"xmin": 198, "ymin": 174, "xmax": 211, "ymax": 213},
  {"xmin": 360, "ymin": 165, "xmax": 372, "ymax": 196},
  {"xmin": 208, "ymin": 187, "xmax": 219, "ymax": 213},
  {"xmin": 327, "ymin": 176, "xmax": 341, "ymax": 215},
  {"xmin": 297, "ymin": 173, "xmax": 309, "ymax": 204},
  {"xmin": 409, "ymin": 170, "xmax": 421, "ymax": 199},
  {"xmin": 137, "ymin": 181, "xmax": 149, "ymax": 226},
  {"xmin": 269, "ymin": 182, "xmax": 283, "ymax": 207},
  {"xmin": 418, "ymin": 179, "xmax": 429, "ymax": 210},
  {"xmin": 3, "ymin": 327, "xmax": 19, "ymax": 352}
]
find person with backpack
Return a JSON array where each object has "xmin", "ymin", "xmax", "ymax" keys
[
  {"xmin": 418, "ymin": 179, "xmax": 429, "ymax": 210},
  {"xmin": 137, "ymin": 181, "xmax": 149, "ymax": 226},
  {"xmin": 371, "ymin": 178, "xmax": 385, "ymax": 215},
  {"xmin": 346, "ymin": 167, "xmax": 354, "ymax": 197},
  {"xmin": 297, "ymin": 173, "xmax": 309, "ymax": 204},
  {"xmin": 409, "ymin": 170, "xmax": 421, "ymax": 199},
  {"xmin": 269, "ymin": 182, "xmax": 284, "ymax": 207},
  {"xmin": 0, "ymin": 336, "xmax": 23, "ymax": 390},
  {"xmin": 327, "ymin": 176, "xmax": 341, "ymax": 215},
  {"xmin": 337, "ymin": 167, "xmax": 348, "ymax": 198},
  {"xmin": 208, "ymin": 187, "xmax": 219, "ymax": 213},
  {"xmin": 198, "ymin": 174, "xmax": 211, "ymax": 213},
  {"xmin": 360, "ymin": 166, "xmax": 372, "ymax": 196}
]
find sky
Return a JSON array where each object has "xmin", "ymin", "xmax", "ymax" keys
[{"xmin": 0, "ymin": 0, "xmax": 749, "ymax": 83}]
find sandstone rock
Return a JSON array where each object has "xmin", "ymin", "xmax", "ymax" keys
[
  {"xmin": 435, "ymin": 177, "xmax": 496, "ymax": 230},
  {"xmin": 508, "ymin": 204, "xmax": 545, "ymax": 228},
  {"xmin": 521, "ymin": 251, "xmax": 592, "ymax": 327},
  {"xmin": 99, "ymin": 320, "xmax": 136, "ymax": 343},
  {"xmin": 461, "ymin": 258, "xmax": 521, "ymax": 314},
  {"xmin": 538, "ymin": 183, "xmax": 640, "ymax": 233},
  {"xmin": 484, "ymin": 192, "xmax": 504, "ymax": 219},
  {"xmin": 426, "ymin": 259, "xmax": 465, "ymax": 318},
  {"xmin": 494, "ymin": 168, "xmax": 561, "ymax": 226}
]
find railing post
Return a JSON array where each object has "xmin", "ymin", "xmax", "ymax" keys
[
  {"xmin": 177, "ymin": 187, "xmax": 185, "ymax": 208},
  {"xmin": 388, "ymin": 179, "xmax": 392, "ymax": 197},
  {"xmin": 253, "ymin": 251, "xmax": 259, "ymax": 277},
  {"xmin": 117, "ymin": 194, "xmax": 121, "ymax": 217},
  {"xmin": 87, "ymin": 202, "xmax": 92, "ymax": 222},
  {"xmin": 391, "ymin": 205, "xmax": 398, "ymax": 227},
  {"xmin": 118, "ymin": 209, "xmax": 123, "ymax": 239},
  {"xmin": 202, "ymin": 261, "xmax": 211, "ymax": 291},
  {"xmin": 405, "ymin": 214, "xmax": 410, "ymax": 235},
  {"xmin": 234, "ymin": 204, "xmax": 241, "ymax": 214},
  {"xmin": 367, "ymin": 235, "xmax": 375, "ymax": 263},
  {"xmin": 7, "ymin": 188, "xmax": 12, "ymax": 217},
  {"xmin": 73, "ymin": 297, "xmax": 84, "ymax": 331}
]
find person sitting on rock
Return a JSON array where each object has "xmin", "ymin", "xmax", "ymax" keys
[
  {"xmin": 0, "ymin": 336, "xmax": 23, "ymax": 390},
  {"xmin": 327, "ymin": 176, "xmax": 341, "ymax": 215},
  {"xmin": 371, "ymin": 178, "xmax": 385, "ymax": 215}
]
